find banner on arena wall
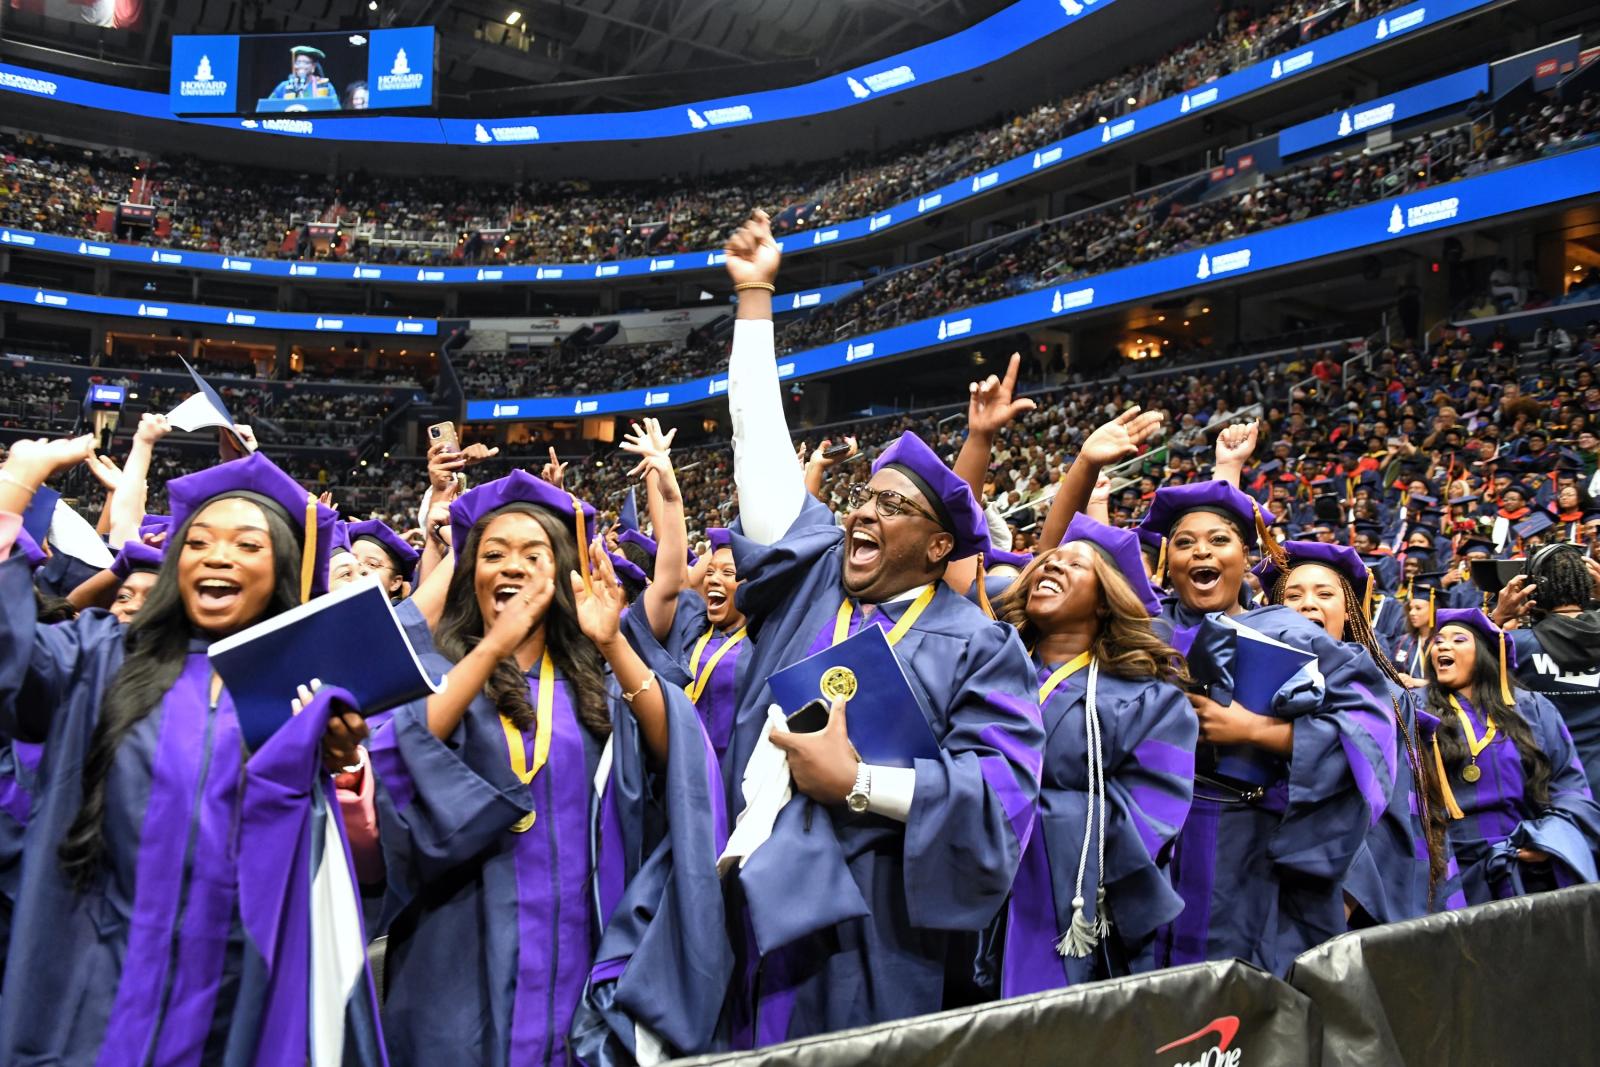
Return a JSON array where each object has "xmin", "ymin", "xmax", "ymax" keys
[
  {"xmin": 0, "ymin": 0, "xmax": 1505, "ymax": 282},
  {"xmin": 8, "ymin": 0, "xmax": 141, "ymax": 30},
  {"xmin": 675, "ymin": 960, "xmax": 1317, "ymax": 1067},
  {"xmin": 1278, "ymin": 63, "xmax": 1490, "ymax": 157},
  {"xmin": 462, "ymin": 142, "xmax": 1600, "ymax": 419},
  {"xmin": 1289, "ymin": 883, "xmax": 1600, "ymax": 1067},
  {"xmin": 0, "ymin": 283, "xmax": 436, "ymax": 335}
]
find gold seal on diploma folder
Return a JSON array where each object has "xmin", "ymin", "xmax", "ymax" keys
[{"xmin": 820, "ymin": 666, "xmax": 858, "ymax": 702}]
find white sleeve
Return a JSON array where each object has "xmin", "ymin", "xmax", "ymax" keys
[
  {"xmin": 985, "ymin": 501, "xmax": 1011, "ymax": 552},
  {"xmin": 728, "ymin": 318, "xmax": 806, "ymax": 545},
  {"xmin": 864, "ymin": 764, "xmax": 916, "ymax": 822},
  {"xmin": 416, "ymin": 486, "xmax": 434, "ymax": 538}
]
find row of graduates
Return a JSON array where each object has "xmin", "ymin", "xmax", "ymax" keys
[{"xmin": 0, "ymin": 209, "xmax": 1593, "ymax": 1066}]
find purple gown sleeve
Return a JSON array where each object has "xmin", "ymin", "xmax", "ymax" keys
[
  {"xmin": 1099, "ymin": 682, "xmax": 1197, "ymax": 937},
  {"xmin": 1501, "ymin": 693, "xmax": 1600, "ymax": 885},
  {"xmin": 1271, "ymin": 624, "xmax": 1398, "ymax": 882},
  {"xmin": 903, "ymin": 620, "xmax": 1044, "ymax": 930}
]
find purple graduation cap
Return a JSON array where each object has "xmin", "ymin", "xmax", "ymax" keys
[
  {"xmin": 139, "ymin": 514, "xmax": 172, "ymax": 540},
  {"xmin": 110, "ymin": 540, "xmax": 165, "ymax": 579},
  {"xmin": 984, "ymin": 546, "xmax": 1034, "ymax": 572},
  {"xmin": 1252, "ymin": 540, "xmax": 1374, "ymax": 617},
  {"xmin": 604, "ymin": 548, "xmax": 649, "ymax": 586},
  {"xmin": 871, "ymin": 430, "xmax": 989, "ymax": 560},
  {"xmin": 706, "ymin": 527, "xmax": 732, "ymax": 553},
  {"xmin": 1062, "ymin": 512, "xmax": 1162, "ymax": 616},
  {"xmin": 1138, "ymin": 479, "xmax": 1262, "ymax": 548},
  {"xmin": 346, "ymin": 518, "xmax": 421, "ymax": 575},
  {"xmin": 1433, "ymin": 607, "xmax": 1517, "ymax": 703},
  {"xmin": 448, "ymin": 468, "xmax": 598, "ymax": 587},
  {"xmin": 166, "ymin": 452, "xmax": 339, "ymax": 600},
  {"xmin": 618, "ymin": 527, "xmax": 698, "ymax": 567},
  {"xmin": 328, "ymin": 520, "xmax": 353, "ymax": 555}
]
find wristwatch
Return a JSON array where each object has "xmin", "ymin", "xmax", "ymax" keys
[{"xmin": 846, "ymin": 762, "xmax": 872, "ymax": 813}]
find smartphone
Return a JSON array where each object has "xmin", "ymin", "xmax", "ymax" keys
[
  {"xmin": 786, "ymin": 698, "xmax": 831, "ymax": 734},
  {"xmin": 822, "ymin": 442, "xmax": 854, "ymax": 459},
  {"xmin": 428, "ymin": 421, "xmax": 459, "ymax": 452}
]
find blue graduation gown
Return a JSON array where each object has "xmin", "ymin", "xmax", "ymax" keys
[
  {"xmin": 1510, "ymin": 627, "xmax": 1600, "ymax": 799},
  {"xmin": 723, "ymin": 493, "xmax": 1043, "ymax": 1044},
  {"xmin": 1340, "ymin": 672, "xmax": 1466, "ymax": 925},
  {"xmin": 1156, "ymin": 601, "xmax": 1397, "ymax": 977},
  {"xmin": 0, "ymin": 556, "xmax": 383, "ymax": 1066},
  {"xmin": 1434, "ymin": 691, "xmax": 1600, "ymax": 903},
  {"xmin": 369, "ymin": 650, "xmax": 725, "ymax": 1067},
  {"xmin": 622, "ymin": 589, "xmax": 754, "ymax": 763},
  {"xmin": 1369, "ymin": 594, "xmax": 1407, "ymax": 657},
  {"xmin": 1001, "ymin": 663, "xmax": 1194, "ymax": 996},
  {"xmin": 1391, "ymin": 630, "xmax": 1430, "ymax": 678},
  {"xmin": 0, "ymin": 737, "xmax": 40, "ymax": 980}
]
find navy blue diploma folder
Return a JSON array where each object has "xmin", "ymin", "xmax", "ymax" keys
[
  {"xmin": 766, "ymin": 624, "xmax": 941, "ymax": 767},
  {"xmin": 208, "ymin": 578, "xmax": 445, "ymax": 751},
  {"xmin": 1187, "ymin": 614, "xmax": 1317, "ymax": 788}
]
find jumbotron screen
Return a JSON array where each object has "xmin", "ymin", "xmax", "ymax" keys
[{"xmin": 170, "ymin": 27, "xmax": 435, "ymax": 116}]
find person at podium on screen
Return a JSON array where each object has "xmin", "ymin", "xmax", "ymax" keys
[{"xmin": 268, "ymin": 45, "xmax": 338, "ymax": 103}]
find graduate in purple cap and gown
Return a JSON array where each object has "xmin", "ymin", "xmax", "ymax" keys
[
  {"xmin": 1138, "ymin": 479, "xmax": 1397, "ymax": 976},
  {"xmin": 1420, "ymin": 608, "xmax": 1600, "ymax": 902},
  {"xmin": 346, "ymin": 519, "xmax": 420, "ymax": 603},
  {"xmin": 709, "ymin": 209, "xmax": 1042, "ymax": 1045},
  {"xmin": 994, "ymin": 513, "xmax": 1194, "ymax": 994},
  {"xmin": 363, "ymin": 468, "xmax": 728, "ymax": 1067},
  {"xmin": 1254, "ymin": 542, "xmax": 1463, "ymax": 924},
  {"xmin": 0, "ymin": 437, "xmax": 389, "ymax": 1067}
]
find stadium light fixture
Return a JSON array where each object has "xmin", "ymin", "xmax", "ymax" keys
[
  {"xmin": 368, "ymin": 1, "xmax": 377, "ymax": 10},
  {"xmin": 507, "ymin": 10, "xmax": 522, "ymax": 25}
]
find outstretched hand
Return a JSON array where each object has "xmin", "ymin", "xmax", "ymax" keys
[
  {"xmin": 573, "ymin": 539, "xmax": 626, "ymax": 648},
  {"xmin": 967, "ymin": 352, "xmax": 1037, "ymax": 438},
  {"xmin": 540, "ymin": 447, "xmax": 568, "ymax": 488},
  {"xmin": 723, "ymin": 208, "xmax": 781, "ymax": 289},
  {"xmin": 1080, "ymin": 407, "xmax": 1164, "ymax": 468},
  {"xmin": 621, "ymin": 417, "xmax": 678, "ymax": 482},
  {"xmin": 1215, "ymin": 420, "xmax": 1261, "ymax": 468}
]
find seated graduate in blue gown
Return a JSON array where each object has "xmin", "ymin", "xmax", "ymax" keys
[
  {"xmin": 364, "ymin": 469, "xmax": 727, "ymax": 1067},
  {"xmin": 0, "ymin": 440, "xmax": 391, "ymax": 1067},
  {"xmin": 1419, "ymin": 608, "xmax": 1600, "ymax": 903},
  {"xmin": 1503, "ymin": 544, "xmax": 1600, "ymax": 798},
  {"xmin": 1138, "ymin": 479, "xmax": 1397, "ymax": 977},
  {"xmin": 711, "ymin": 210, "xmax": 1043, "ymax": 1047},
  {"xmin": 1254, "ymin": 541, "xmax": 1464, "ymax": 925},
  {"xmin": 995, "ymin": 513, "xmax": 1195, "ymax": 995}
]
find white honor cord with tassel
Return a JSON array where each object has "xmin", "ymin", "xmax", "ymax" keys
[{"xmin": 1058, "ymin": 657, "xmax": 1111, "ymax": 958}]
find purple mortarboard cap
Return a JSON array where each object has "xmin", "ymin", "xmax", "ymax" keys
[
  {"xmin": 1434, "ymin": 607, "xmax": 1518, "ymax": 671},
  {"xmin": 1063, "ymin": 512, "xmax": 1161, "ymax": 616},
  {"xmin": 139, "ymin": 514, "xmax": 172, "ymax": 539},
  {"xmin": 871, "ymin": 431, "xmax": 988, "ymax": 560},
  {"xmin": 1512, "ymin": 510, "xmax": 1555, "ymax": 540},
  {"xmin": 1136, "ymin": 526, "xmax": 1164, "ymax": 555},
  {"xmin": 110, "ymin": 540, "xmax": 165, "ymax": 579},
  {"xmin": 166, "ymin": 453, "xmax": 338, "ymax": 599},
  {"xmin": 20, "ymin": 485, "xmax": 60, "ymax": 545},
  {"xmin": 1251, "ymin": 540, "xmax": 1370, "ymax": 597},
  {"xmin": 605, "ymin": 548, "xmax": 649, "ymax": 586},
  {"xmin": 449, "ymin": 469, "xmax": 597, "ymax": 562},
  {"xmin": 984, "ymin": 546, "xmax": 1034, "ymax": 571},
  {"xmin": 329, "ymin": 521, "xmax": 353, "ymax": 555},
  {"xmin": 706, "ymin": 527, "xmax": 733, "ymax": 553},
  {"xmin": 347, "ymin": 518, "xmax": 421, "ymax": 572},
  {"xmin": 1138, "ymin": 480, "xmax": 1261, "ymax": 547},
  {"xmin": 11, "ymin": 527, "xmax": 47, "ymax": 570}
]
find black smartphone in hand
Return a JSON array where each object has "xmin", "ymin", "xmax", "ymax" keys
[{"xmin": 786, "ymin": 698, "xmax": 831, "ymax": 734}]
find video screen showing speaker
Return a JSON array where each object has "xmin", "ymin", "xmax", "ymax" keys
[{"xmin": 170, "ymin": 27, "xmax": 435, "ymax": 116}]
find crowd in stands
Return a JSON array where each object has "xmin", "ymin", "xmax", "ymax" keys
[
  {"xmin": 453, "ymin": 92, "xmax": 1600, "ymax": 400},
  {"xmin": 4, "ymin": 0, "xmax": 1439, "ymax": 268}
]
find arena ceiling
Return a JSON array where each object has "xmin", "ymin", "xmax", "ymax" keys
[{"xmin": 1, "ymin": 0, "xmax": 1023, "ymax": 114}]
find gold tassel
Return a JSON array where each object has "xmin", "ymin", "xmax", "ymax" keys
[
  {"xmin": 1498, "ymin": 632, "xmax": 1513, "ymax": 706},
  {"xmin": 976, "ymin": 554, "xmax": 995, "ymax": 620},
  {"xmin": 300, "ymin": 495, "xmax": 318, "ymax": 604},
  {"xmin": 571, "ymin": 493, "xmax": 593, "ymax": 594},
  {"xmin": 1433, "ymin": 736, "xmax": 1466, "ymax": 820},
  {"xmin": 1255, "ymin": 505, "xmax": 1288, "ymax": 569},
  {"xmin": 1428, "ymin": 588, "xmax": 1436, "ymax": 633},
  {"xmin": 1363, "ymin": 571, "xmax": 1374, "ymax": 622}
]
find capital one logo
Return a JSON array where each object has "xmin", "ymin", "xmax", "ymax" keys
[{"xmin": 1156, "ymin": 1015, "xmax": 1243, "ymax": 1067}]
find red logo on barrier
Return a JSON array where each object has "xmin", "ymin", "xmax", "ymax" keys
[
  {"xmin": 1156, "ymin": 1016, "xmax": 1242, "ymax": 1066},
  {"xmin": 1535, "ymin": 59, "xmax": 1559, "ymax": 78}
]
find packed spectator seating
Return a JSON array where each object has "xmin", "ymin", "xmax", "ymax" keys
[
  {"xmin": 3, "ymin": 0, "xmax": 1430, "ymax": 268},
  {"xmin": 453, "ymin": 93, "xmax": 1600, "ymax": 399}
]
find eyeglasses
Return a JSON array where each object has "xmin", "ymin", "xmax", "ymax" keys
[{"xmin": 846, "ymin": 483, "xmax": 941, "ymax": 524}]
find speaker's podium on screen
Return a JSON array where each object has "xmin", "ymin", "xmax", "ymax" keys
[{"xmin": 255, "ymin": 97, "xmax": 341, "ymax": 113}]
